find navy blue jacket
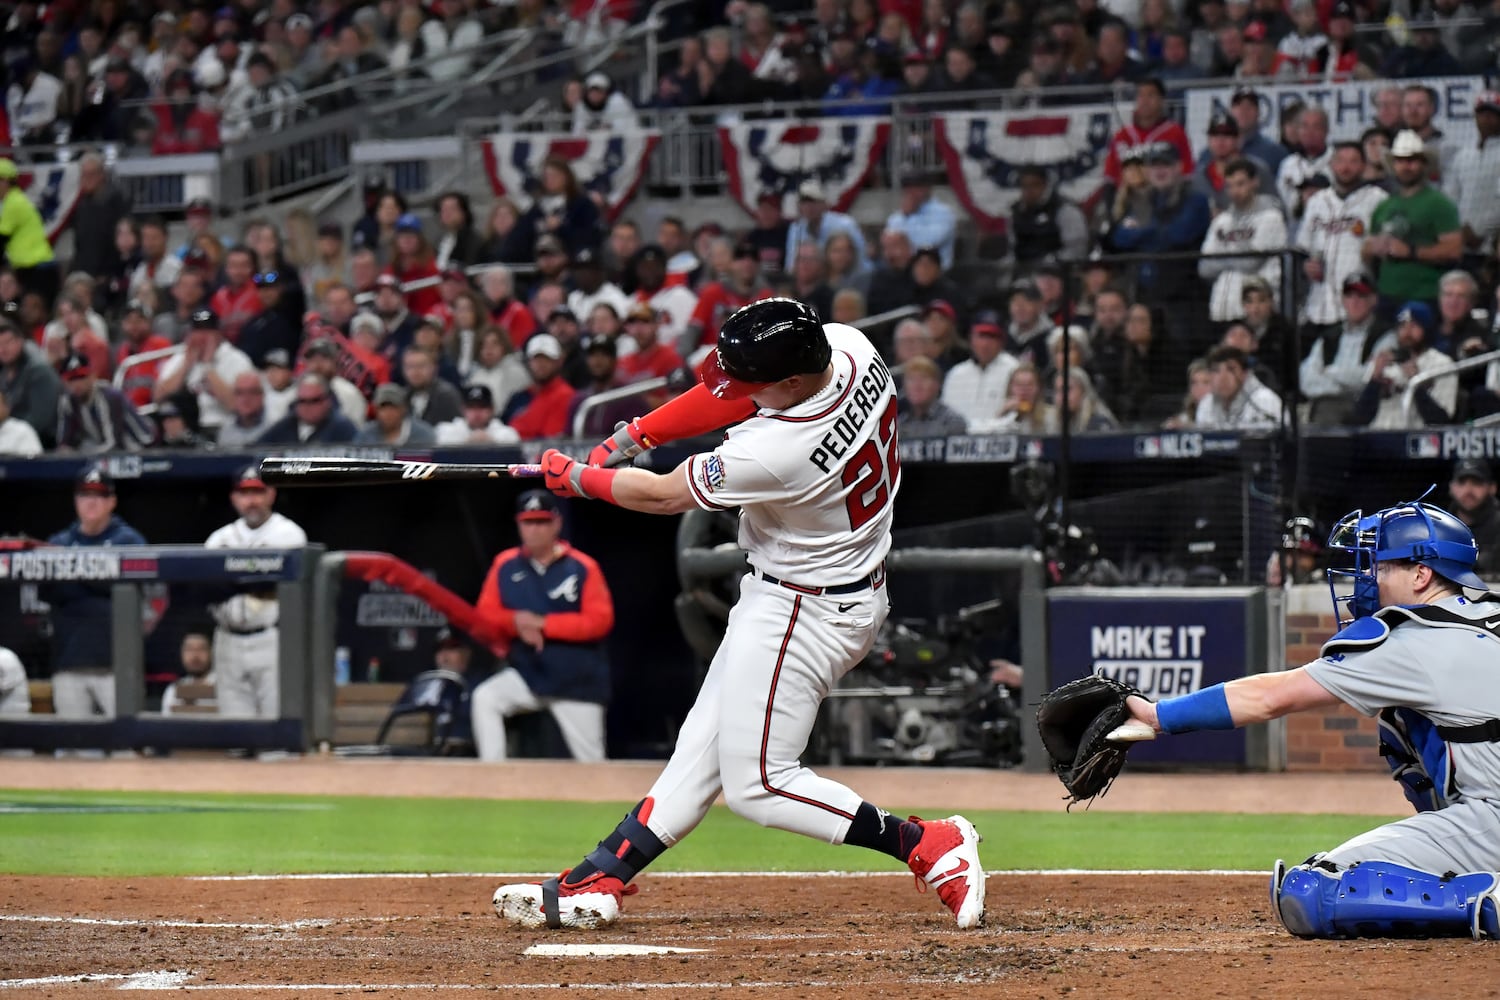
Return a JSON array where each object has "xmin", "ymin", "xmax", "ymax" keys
[
  {"xmin": 41, "ymin": 515, "xmax": 146, "ymax": 668},
  {"xmin": 476, "ymin": 544, "xmax": 614, "ymax": 704}
]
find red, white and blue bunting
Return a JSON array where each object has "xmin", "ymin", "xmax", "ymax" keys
[
  {"xmin": 480, "ymin": 131, "xmax": 660, "ymax": 223},
  {"xmin": 934, "ymin": 106, "xmax": 1116, "ymax": 232},
  {"xmin": 17, "ymin": 160, "xmax": 83, "ymax": 242},
  {"xmin": 719, "ymin": 118, "xmax": 890, "ymax": 218}
]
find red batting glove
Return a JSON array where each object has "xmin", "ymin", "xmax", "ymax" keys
[
  {"xmin": 587, "ymin": 420, "xmax": 653, "ymax": 468},
  {"xmin": 542, "ymin": 448, "xmax": 618, "ymax": 502}
]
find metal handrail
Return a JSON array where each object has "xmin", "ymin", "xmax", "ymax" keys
[
  {"xmin": 571, "ymin": 377, "xmax": 668, "ymax": 438},
  {"xmin": 852, "ymin": 305, "xmax": 920, "ymax": 333},
  {"xmin": 113, "ymin": 344, "xmax": 185, "ymax": 418},
  {"xmin": 1401, "ymin": 348, "xmax": 1500, "ymax": 426}
]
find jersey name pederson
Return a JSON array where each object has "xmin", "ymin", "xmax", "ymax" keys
[{"xmin": 809, "ymin": 355, "xmax": 892, "ymax": 473}]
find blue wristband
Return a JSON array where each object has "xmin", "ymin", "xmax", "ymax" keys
[{"xmin": 1155, "ymin": 684, "xmax": 1234, "ymax": 734}]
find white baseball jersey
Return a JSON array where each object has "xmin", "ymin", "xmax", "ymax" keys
[
  {"xmin": 1197, "ymin": 195, "xmax": 1287, "ymax": 322},
  {"xmin": 1275, "ymin": 147, "xmax": 1333, "ymax": 227},
  {"xmin": 205, "ymin": 512, "xmax": 307, "ymax": 632},
  {"xmin": 1295, "ymin": 182, "xmax": 1388, "ymax": 325},
  {"xmin": 683, "ymin": 323, "xmax": 897, "ymax": 587}
]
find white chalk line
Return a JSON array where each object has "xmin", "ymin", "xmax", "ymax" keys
[
  {"xmin": 0, "ymin": 914, "xmax": 404, "ymax": 931},
  {"xmin": 189, "ymin": 868, "xmax": 1265, "ymax": 881}
]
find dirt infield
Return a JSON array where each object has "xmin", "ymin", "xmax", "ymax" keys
[
  {"xmin": 2, "ymin": 758, "xmax": 1492, "ymax": 997},
  {"xmin": 2, "ymin": 872, "xmax": 1493, "ymax": 998}
]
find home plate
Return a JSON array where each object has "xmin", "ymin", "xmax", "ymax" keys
[{"xmin": 524, "ymin": 944, "xmax": 708, "ymax": 957}]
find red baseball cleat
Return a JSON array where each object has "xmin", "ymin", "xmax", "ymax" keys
[{"xmin": 907, "ymin": 814, "xmax": 986, "ymax": 929}]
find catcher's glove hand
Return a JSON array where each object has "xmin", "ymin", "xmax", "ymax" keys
[{"xmin": 1036, "ymin": 675, "xmax": 1145, "ymax": 808}]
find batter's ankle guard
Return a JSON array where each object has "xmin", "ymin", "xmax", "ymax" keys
[
  {"xmin": 579, "ymin": 799, "xmax": 668, "ymax": 886},
  {"xmin": 1272, "ymin": 858, "xmax": 1500, "ymax": 939}
]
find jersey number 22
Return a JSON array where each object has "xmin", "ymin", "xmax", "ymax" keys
[{"xmin": 841, "ymin": 398, "xmax": 900, "ymax": 530}]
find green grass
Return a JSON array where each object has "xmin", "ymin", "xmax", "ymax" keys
[{"xmin": 0, "ymin": 789, "xmax": 1396, "ymax": 877}]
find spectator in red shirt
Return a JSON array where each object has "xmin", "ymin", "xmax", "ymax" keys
[
  {"xmin": 682, "ymin": 239, "xmax": 774, "ymax": 362},
  {"xmin": 209, "ymin": 245, "xmax": 263, "ymax": 342},
  {"xmin": 503, "ymin": 333, "xmax": 578, "ymax": 440},
  {"xmin": 48, "ymin": 295, "xmax": 111, "ymax": 378},
  {"xmin": 387, "ymin": 213, "xmax": 442, "ymax": 317},
  {"xmin": 151, "ymin": 68, "xmax": 221, "ymax": 154},
  {"xmin": 113, "ymin": 300, "xmax": 172, "ymax": 408},
  {"xmin": 619, "ymin": 301, "xmax": 684, "ymax": 380},
  {"xmin": 480, "ymin": 265, "xmax": 537, "ymax": 348},
  {"xmin": 1102, "ymin": 78, "xmax": 1193, "ymax": 187}
]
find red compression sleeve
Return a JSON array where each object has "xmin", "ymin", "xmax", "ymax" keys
[
  {"xmin": 632, "ymin": 382, "xmax": 757, "ymax": 446},
  {"xmin": 578, "ymin": 465, "xmax": 619, "ymax": 502}
]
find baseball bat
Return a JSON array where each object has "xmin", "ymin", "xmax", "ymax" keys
[{"xmin": 258, "ymin": 457, "xmax": 543, "ymax": 486}]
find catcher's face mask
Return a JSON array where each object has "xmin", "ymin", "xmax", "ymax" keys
[{"xmin": 1327, "ymin": 495, "xmax": 1484, "ymax": 627}]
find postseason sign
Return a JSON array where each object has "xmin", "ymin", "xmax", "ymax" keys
[{"xmin": 1048, "ymin": 588, "xmax": 1259, "ymax": 765}]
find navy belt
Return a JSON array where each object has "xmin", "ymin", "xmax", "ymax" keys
[
  {"xmin": 753, "ymin": 562, "xmax": 885, "ymax": 596},
  {"xmin": 223, "ymin": 625, "xmax": 272, "ymax": 636}
]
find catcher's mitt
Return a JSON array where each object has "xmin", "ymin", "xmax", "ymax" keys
[{"xmin": 1036, "ymin": 675, "xmax": 1143, "ymax": 807}]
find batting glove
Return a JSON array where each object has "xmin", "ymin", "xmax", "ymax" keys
[
  {"xmin": 587, "ymin": 420, "xmax": 652, "ymax": 468},
  {"xmin": 542, "ymin": 448, "xmax": 618, "ymax": 502}
]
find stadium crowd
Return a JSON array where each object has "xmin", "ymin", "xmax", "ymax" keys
[{"xmin": 0, "ymin": 0, "xmax": 1498, "ymax": 459}]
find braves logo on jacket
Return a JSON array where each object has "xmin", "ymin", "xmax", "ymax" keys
[{"xmin": 476, "ymin": 544, "xmax": 615, "ymax": 704}]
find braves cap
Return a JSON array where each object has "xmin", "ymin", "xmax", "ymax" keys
[
  {"xmin": 516, "ymin": 489, "xmax": 561, "ymax": 520},
  {"xmin": 1231, "ymin": 86, "xmax": 1260, "ymax": 106},
  {"xmin": 374, "ymin": 273, "xmax": 401, "ymax": 290},
  {"xmin": 625, "ymin": 300, "xmax": 657, "ymax": 322},
  {"xmin": 1341, "ymin": 272, "xmax": 1376, "ymax": 296},
  {"xmin": 1454, "ymin": 458, "xmax": 1495, "ymax": 484},
  {"xmin": 1207, "ymin": 111, "xmax": 1239, "ymax": 137},
  {"xmin": 60, "ymin": 353, "xmax": 92, "ymax": 381},
  {"xmin": 234, "ymin": 463, "xmax": 268, "ymax": 491},
  {"xmin": 434, "ymin": 626, "xmax": 466, "ymax": 650},
  {"xmin": 462, "ymin": 383, "xmax": 494, "ymax": 408},
  {"xmin": 970, "ymin": 310, "xmax": 1004, "ymax": 336},
  {"xmin": 923, "ymin": 298, "xmax": 958, "ymax": 318},
  {"xmin": 304, "ymin": 337, "xmax": 340, "ymax": 359},
  {"xmin": 1477, "ymin": 91, "xmax": 1500, "ymax": 114},
  {"xmin": 191, "ymin": 308, "xmax": 219, "ymax": 330},
  {"xmin": 581, "ymin": 333, "xmax": 618, "ymax": 356},
  {"xmin": 75, "ymin": 466, "xmax": 115, "ymax": 496},
  {"xmin": 573, "ymin": 247, "xmax": 601, "ymax": 268}
]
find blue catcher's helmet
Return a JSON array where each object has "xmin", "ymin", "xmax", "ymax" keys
[{"xmin": 1326, "ymin": 498, "xmax": 1486, "ymax": 625}]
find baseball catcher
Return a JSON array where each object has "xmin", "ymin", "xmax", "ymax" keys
[
  {"xmin": 1089, "ymin": 499, "xmax": 1500, "ymax": 940},
  {"xmin": 1036, "ymin": 674, "xmax": 1146, "ymax": 807}
]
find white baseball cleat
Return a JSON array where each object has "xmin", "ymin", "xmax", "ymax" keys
[
  {"xmin": 493, "ymin": 870, "xmax": 637, "ymax": 930},
  {"xmin": 907, "ymin": 814, "xmax": 986, "ymax": 929}
]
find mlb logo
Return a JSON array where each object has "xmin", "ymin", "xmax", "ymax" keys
[
  {"xmin": 1406, "ymin": 434, "xmax": 1441, "ymax": 459},
  {"xmin": 1135, "ymin": 436, "xmax": 1162, "ymax": 458}
]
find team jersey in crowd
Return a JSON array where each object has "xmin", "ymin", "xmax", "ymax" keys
[
  {"xmin": 1296, "ymin": 182, "xmax": 1388, "ymax": 325},
  {"xmin": 1103, "ymin": 119, "xmax": 1194, "ymax": 185},
  {"xmin": 1198, "ymin": 194, "xmax": 1287, "ymax": 322},
  {"xmin": 209, "ymin": 282, "xmax": 263, "ymax": 341},
  {"xmin": 684, "ymin": 323, "xmax": 897, "ymax": 587}
]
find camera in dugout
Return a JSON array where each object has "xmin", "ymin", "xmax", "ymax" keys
[{"xmin": 1272, "ymin": 499, "xmax": 1500, "ymax": 940}]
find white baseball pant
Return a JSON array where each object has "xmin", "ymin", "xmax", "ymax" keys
[
  {"xmin": 470, "ymin": 667, "xmax": 606, "ymax": 762},
  {"xmin": 50, "ymin": 668, "xmax": 115, "ymax": 718},
  {"xmin": 639, "ymin": 572, "xmax": 889, "ymax": 847},
  {"xmin": 213, "ymin": 627, "xmax": 280, "ymax": 718}
]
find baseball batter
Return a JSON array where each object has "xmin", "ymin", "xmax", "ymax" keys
[
  {"xmin": 203, "ymin": 465, "xmax": 306, "ymax": 718},
  {"xmin": 1121, "ymin": 499, "xmax": 1500, "ymax": 938},
  {"xmin": 492, "ymin": 298, "xmax": 986, "ymax": 931}
]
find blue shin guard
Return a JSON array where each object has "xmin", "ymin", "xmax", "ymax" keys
[{"xmin": 1271, "ymin": 858, "xmax": 1500, "ymax": 939}]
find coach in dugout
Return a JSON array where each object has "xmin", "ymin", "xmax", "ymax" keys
[
  {"xmin": 40, "ymin": 467, "xmax": 146, "ymax": 720},
  {"xmin": 470, "ymin": 490, "xmax": 615, "ymax": 762}
]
